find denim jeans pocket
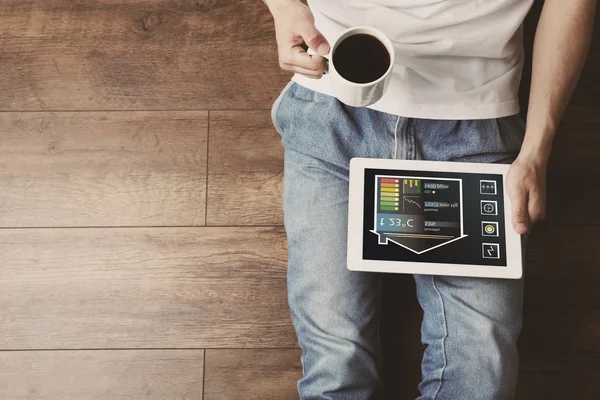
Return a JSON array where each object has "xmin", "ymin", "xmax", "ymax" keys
[
  {"xmin": 494, "ymin": 114, "xmax": 527, "ymax": 163},
  {"xmin": 271, "ymin": 80, "xmax": 295, "ymax": 136},
  {"xmin": 514, "ymin": 113, "xmax": 527, "ymax": 131}
]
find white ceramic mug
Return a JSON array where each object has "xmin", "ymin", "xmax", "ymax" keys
[{"xmin": 323, "ymin": 26, "xmax": 395, "ymax": 107}]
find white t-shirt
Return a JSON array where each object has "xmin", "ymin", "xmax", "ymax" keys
[{"xmin": 293, "ymin": 0, "xmax": 534, "ymax": 119}]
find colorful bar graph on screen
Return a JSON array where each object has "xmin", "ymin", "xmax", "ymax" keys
[{"xmin": 378, "ymin": 177, "xmax": 400, "ymax": 212}]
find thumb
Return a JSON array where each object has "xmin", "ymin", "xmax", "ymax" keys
[
  {"xmin": 299, "ymin": 22, "xmax": 329, "ymax": 55},
  {"xmin": 511, "ymin": 186, "xmax": 530, "ymax": 235}
]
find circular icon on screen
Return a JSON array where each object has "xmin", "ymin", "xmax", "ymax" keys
[
  {"xmin": 482, "ymin": 221, "xmax": 499, "ymax": 237},
  {"xmin": 481, "ymin": 200, "xmax": 498, "ymax": 216}
]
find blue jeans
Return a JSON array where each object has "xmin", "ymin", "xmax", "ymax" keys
[{"xmin": 272, "ymin": 82, "xmax": 525, "ymax": 400}]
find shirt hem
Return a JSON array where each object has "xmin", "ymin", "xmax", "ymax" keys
[{"xmin": 292, "ymin": 74, "xmax": 521, "ymax": 120}]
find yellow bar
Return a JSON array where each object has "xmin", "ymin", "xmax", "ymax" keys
[
  {"xmin": 381, "ymin": 188, "xmax": 399, "ymax": 192},
  {"xmin": 410, "ymin": 180, "xmax": 413, "ymax": 187}
]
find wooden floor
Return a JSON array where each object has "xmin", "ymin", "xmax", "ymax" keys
[{"xmin": 1, "ymin": 1, "xmax": 599, "ymax": 399}]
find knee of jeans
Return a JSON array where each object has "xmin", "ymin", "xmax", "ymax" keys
[
  {"xmin": 435, "ymin": 277, "xmax": 524, "ymax": 335},
  {"xmin": 468, "ymin": 314, "xmax": 521, "ymax": 353},
  {"xmin": 449, "ymin": 294, "xmax": 523, "ymax": 345},
  {"xmin": 288, "ymin": 270, "xmax": 354, "ymax": 334},
  {"xmin": 287, "ymin": 256, "xmax": 377, "ymax": 344}
]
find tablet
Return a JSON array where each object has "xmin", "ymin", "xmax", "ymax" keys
[{"xmin": 347, "ymin": 158, "xmax": 522, "ymax": 279}]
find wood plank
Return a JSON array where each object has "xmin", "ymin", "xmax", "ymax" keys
[
  {"xmin": 525, "ymin": 224, "xmax": 600, "ymax": 307},
  {"xmin": 204, "ymin": 349, "xmax": 301, "ymax": 400},
  {"xmin": 548, "ymin": 106, "xmax": 600, "ymax": 172},
  {"xmin": 0, "ymin": 350, "xmax": 204, "ymax": 400},
  {"xmin": 382, "ymin": 348, "xmax": 423, "ymax": 400},
  {"xmin": 0, "ymin": 0, "xmax": 289, "ymax": 111},
  {"xmin": 0, "ymin": 227, "xmax": 297, "ymax": 349},
  {"xmin": 517, "ymin": 353, "xmax": 600, "ymax": 399},
  {"xmin": 0, "ymin": 111, "xmax": 207, "ymax": 227},
  {"xmin": 207, "ymin": 111, "xmax": 283, "ymax": 226},
  {"xmin": 544, "ymin": 106, "xmax": 600, "ymax": 225},
  {"xmin": 515, "ymin": 225, "xmax": 600, "ymax": 354}
]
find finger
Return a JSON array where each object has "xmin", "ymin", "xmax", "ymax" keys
[
  {"xmin": 278, "ymin": 57, "xmax": 322, "ymax": 77},
  {"xmin": 298, "ymin": 21, "xmax": 330, "ymax": 55},
  {"xmin": 511, "ymin": 185, "xmax": 530, "ymax": 235},
  {"xmin": 289, "ymin": 46, "xmax": 326, "ymax": 71},
  {"xmin": 527, "ymin": 189, "xmax": 546, "ymax": 224},
  {"xmin": 285, "ymin": 64, "xmax": 324, "ymax": 78}
]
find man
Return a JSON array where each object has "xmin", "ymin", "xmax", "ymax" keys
[{"xmin": 265, "ymin": 0, "xmax": 596, "ymax": 398}]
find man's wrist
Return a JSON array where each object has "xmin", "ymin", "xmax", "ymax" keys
[{"xmin": 518, "ymin": 129, "xmax": 554, "ymax": 166}]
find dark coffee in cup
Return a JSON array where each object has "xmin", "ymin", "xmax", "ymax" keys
[{"xmin": 332, "ymin": 33, "xmax": 391, "ymax": 84}]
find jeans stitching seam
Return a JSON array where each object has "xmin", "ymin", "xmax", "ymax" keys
[
  {"xmin": 412, "ymin": 120, "xmax": 417, "ymax": 160},
  {"xmin": 405, "ymin": 119, "xmax": 410, "ymax": 159},
  {"xmin": 431, "ymin": 275, "xmax": 449, "ymax": 400},
  {"xmin": 408, "ymin": 118, "xmax": 415, "ymax": 160},
  {"xmin": 393, "ymin": 116, "xmax": 401, "ymax": 159}
]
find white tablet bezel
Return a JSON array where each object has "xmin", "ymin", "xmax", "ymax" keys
[{"xmin": 347, "ymin": 157, "xmax": 523, "ymax": 279}]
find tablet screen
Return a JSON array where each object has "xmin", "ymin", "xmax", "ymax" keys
[{"xmin": 362, "ymin": 168, "xmax": 507, "ymax": 267}]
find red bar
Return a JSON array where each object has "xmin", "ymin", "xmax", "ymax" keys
[{"xmin": 381, "ymin": 178, "xmax": 399, "ymax": 183}]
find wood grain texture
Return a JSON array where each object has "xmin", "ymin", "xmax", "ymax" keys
[
  {"xmin": 207, "ymin": 111, "xmax": 283, "ymax": 226},
  {"xmin": 0, "ymin": 227, "xmax": 297, "ymax": 349},
  {"xmin": 520, "ymin": 225, "xmax": 600, "ymax": 356},
  {"xmin": 545, "ymin": 106, "xmax": 600, "ymax": 225},
  {"xmin": 0, "ymin": 0, "xmax": 290, "ymax": 111},
  {"xmin": 0, "ymin": 350, "xmax": 204, "ymax": 400},
  {"xmin": 549, "ymin": 106, "xmax": 600, "ymax": 172},
  {"xmin": 204, "ymin": 349, "xmax": 301, "ymax": 400},
  {"xmin": 0, "ymin": 112, "xmax": 207, "ymax": 227},
  {"xmin": 517, "ymin": 354, "xmax": 600, "ymax": 400}
]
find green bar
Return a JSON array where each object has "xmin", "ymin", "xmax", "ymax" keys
[
  {"xmin": 380, "ymin": 206, "xmax": 399, "ymax": 211},
  {"xmin": 380, "ymin": 201, "xmax": 398, "ymax": 206}
]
